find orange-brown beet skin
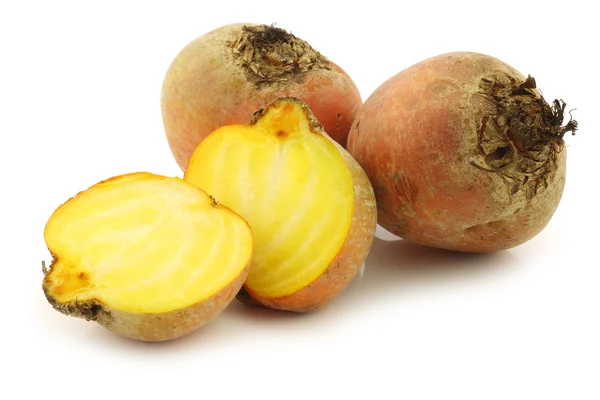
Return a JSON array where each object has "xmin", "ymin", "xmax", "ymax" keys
[{"xmin": 347, "ymin": 52, "xmax": 567, "ymax": 253}]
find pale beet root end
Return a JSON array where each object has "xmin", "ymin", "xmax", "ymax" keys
[
  {"xmin": 42, "ymin": 260, "xmax": 109, "ymax": 323},
  {"xmin": 470, "ymin": 73, "xmax": 578, "ymax": 200},
  {"xmin": 229, "ymin": 24, "xmax": 332, "ymax": 88}
]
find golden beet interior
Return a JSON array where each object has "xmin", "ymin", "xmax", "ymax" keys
[
  {"xmin": 43, "ymin": 172, "xmax": 253, "ymax": 314},
  {"xmin": 184, "ymin": 100, "xmax": 354, "ymax": 298}
]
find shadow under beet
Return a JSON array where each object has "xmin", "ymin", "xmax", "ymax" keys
[{"xmin": 337, "ymin": 234, "xmax": 522, "ymax": 308}]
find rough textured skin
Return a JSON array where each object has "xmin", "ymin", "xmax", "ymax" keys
[
  {"xmin": 238, "ymin": 101, "xmax": 378, "ymax": 312},
  {"xmin": 347, "ymin": 52, "xmax": 568, "ymax": 253},
  {"xmin": 43, "ymin": 259, "xmax": 251, "ymax": 342},
  {"xmin": 161, "ymin": 23, "xmax": 362, "ymax": 171}
]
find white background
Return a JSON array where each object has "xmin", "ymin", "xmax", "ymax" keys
[{"xmin": 2, "ymin": 1, "xmax": 598, "ymax": 399}]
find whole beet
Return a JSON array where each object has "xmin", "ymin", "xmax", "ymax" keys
[{"xmin": 347, "ymin": 52, "xmax": 577, "ymax": 252}]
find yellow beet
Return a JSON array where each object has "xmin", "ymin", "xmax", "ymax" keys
[
  {"xmin": 41, "ymin": 172, "xmax": 253, "ymax": 341},
  {"xmin": 184, "ymin": 97, "xmax": 377, "ymax": 312}
]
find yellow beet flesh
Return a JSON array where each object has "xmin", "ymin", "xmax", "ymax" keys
[
  {"xmin": 42, "ymin": 172, "xmax": 253, "ymax": 341},
  {"xmin": 185, "ymin": 102, "xmax": 353, "ymax": 298},
  {"xmin": 184, "ymin": 97, "xmax": 377, "ymax": 312}
]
